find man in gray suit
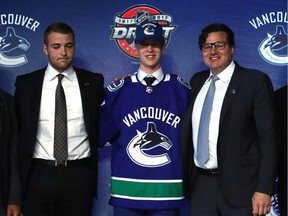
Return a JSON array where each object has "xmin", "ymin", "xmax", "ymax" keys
[{"xmin": 0, "ymin": 88, "xmax": 21, "ymax": 216}]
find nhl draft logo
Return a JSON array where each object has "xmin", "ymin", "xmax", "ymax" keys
[
  {"xmin": 126, "ymin": 122, "xmax": 173, "ymax": 167},
  {"xmin": 0, "ymin": 27, "xmax": 30, "ymax": 67},
  {"xmin": 111, "ymin": 5, "xmax": 177, "ymax": 59},
  {"xmin": 258, "ymin": 25, "xmax": 288, "ymax": 66}
]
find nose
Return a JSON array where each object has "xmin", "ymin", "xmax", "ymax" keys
[
  {"xmin": 210, "ymin": 45, "xmax": 217, "ymax": 54},
  {"xmin": 60, "ymin": 46, "xmax": 67, "ymax": 55},
  {"xmin": 147, "ymin": 45, "xmax": 153, "ymax": 52}
]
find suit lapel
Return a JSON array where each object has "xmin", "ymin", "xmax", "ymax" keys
[
  {"xmin": 75, "ymin": 69, "xmax": 90, "ymax": 130},
  {"xmin": 183, "ymin": 72, "xmax": 209, "ymax": 136},
  {"xmin": 30, "ymin": 70, "xmax": 45, "ymax": 128},
  {"xmin": 188, "ymin": 72, "xmax": 210, "ymax": 115},
  {"xmin": 219, "ymin": 65, "xmax": 242, "ymax": 125},
  {"xmin": 0, "ymin": 98, "xmax": 3, "ymax": 140}
]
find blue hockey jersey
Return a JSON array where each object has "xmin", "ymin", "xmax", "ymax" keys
[{"xmin": 99, "ymin": 72, "xmax": 190, "ymax": 209}]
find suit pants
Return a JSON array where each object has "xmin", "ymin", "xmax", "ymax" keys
[
  {"xmin": 190, "ymin": 173, "xmax": 252, "ymax": 216},
  {"xmin": 114, "ymin": 206, "xmax": 180, "ymax": 216},
  {"xmin": 0, "ymin": 205, "xmax": 5, "ymax": 216},
  {"xmin": 23, "ymin": 160, "xmax": 94, "ymax": 216}
]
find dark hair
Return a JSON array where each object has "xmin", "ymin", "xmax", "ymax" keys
[
  {"xmin": 198, "ymin": 23, "xmax": 235, "ymax": 50},
  {"xmin": 44, "ymin": 22, "xmax": 75, "ymax": 45}
]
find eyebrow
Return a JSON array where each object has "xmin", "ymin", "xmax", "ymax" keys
[{"xmin": 50, "ymin": 42, "xmax": 75, "ymax": 46}]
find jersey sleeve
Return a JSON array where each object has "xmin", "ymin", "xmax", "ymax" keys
[{"xmin": 98, "ymin": 79, "xmax": 124, "ymax": 147}]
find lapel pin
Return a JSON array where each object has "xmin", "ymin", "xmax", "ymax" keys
[{"xmin": 231, "ymin": 89, "xmax": 236, "ymax": 94}]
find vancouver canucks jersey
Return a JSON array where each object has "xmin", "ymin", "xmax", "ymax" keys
[{"xmin": 99, "ymin": 73, "xmax": 190, "ymax": 209}]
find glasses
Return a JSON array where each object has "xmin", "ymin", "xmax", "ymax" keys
[{"xmin": 202, "ymin": 41, "xmax": 228, "ymax": 52}]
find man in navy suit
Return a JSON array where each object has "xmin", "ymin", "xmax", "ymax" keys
[
  {"xmin": 0, "ymin": 89, "xmax": 21, "ymax": 216},
  {"xmin": 14, "ymin": 22, "xmax": 104, "ymax": 216},
  {"xmin": 181, "ymin": 23, "xmax": 278, "ymax": 216},
  {"xmin": 275, "ymin": 85, "xmax": 287, "ymax": 216}
]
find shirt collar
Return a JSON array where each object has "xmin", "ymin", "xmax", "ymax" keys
[
  {"xmin": 137, "ymin": 68, "xmax": 164, "ymax": 83},
  {"xmin": 208, "ymin": 61, "xmax": 235, "ymax": 83},
  {"xmin": 46, "ymin": 63, "xmax": 75, "ymax": 81}
]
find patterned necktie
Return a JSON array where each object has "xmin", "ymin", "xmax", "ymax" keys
[
  {"xmin": 54, "ymin": 74, "xmax": 68, "ymax": 163},
  {"xmin": 197, "ymin": 75, "xmax": 219, "ymax": 166},
  {"xmin": 144, "ymin": 76, "xmax": 156, "ymax": 86}
]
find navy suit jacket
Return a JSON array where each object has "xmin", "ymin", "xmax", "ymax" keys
[
  {"xmin": 181, "ymin": 62, "xmax": 278, "ymax": 207},
  {"xmin": 14, "ymin": 67, "xmax": 104, "ymax": 198},
  {"xmin": 0, "ymin": 89, "xmax": 21, "ymax": 208},
  {"xmin": 275, "ymin": 85, "xmax": 287, "ymax": 215}
]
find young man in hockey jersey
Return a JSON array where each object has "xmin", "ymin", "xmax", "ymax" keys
[{"xmin": 99, "ymin": 22, "xmax": 190, "ymax": 216}]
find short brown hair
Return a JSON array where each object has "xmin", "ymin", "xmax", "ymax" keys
[{"xmin": 44, "ymin": 22, "xmax": 75, "ymax": 45}]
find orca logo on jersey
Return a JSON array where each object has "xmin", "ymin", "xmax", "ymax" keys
[{"xmin": 126, "ymin": 122, "xmax": 172, "ymax": 167}]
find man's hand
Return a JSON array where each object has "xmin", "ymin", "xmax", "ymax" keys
[
  {"xmin": 6, "ymin": 204, "xmax": 21, "ymax": 216},
  {"xmin": 252, "ymin": 192, "xmax": 271, "ymax": 216},
  {"xmin": 112, "ymin": 74, "xmax": 131, "ymax": 83}
]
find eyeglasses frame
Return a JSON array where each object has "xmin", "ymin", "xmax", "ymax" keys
[{"xmin": 201, "ymin": 41, "xmax": 229, "ymax": 52}]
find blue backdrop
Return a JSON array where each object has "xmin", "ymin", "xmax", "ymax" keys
[{"xmin": 1, "ymin": 0, "xmax": 287, "ymax": 215}]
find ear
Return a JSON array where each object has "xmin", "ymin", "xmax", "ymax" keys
[
  {"xmin": 43, "ymin": 44, "xmax": 48, "ymax": 55},
  {"xmin": 231, "ymin": 46, "xmax": 235, "ymax": 55}
]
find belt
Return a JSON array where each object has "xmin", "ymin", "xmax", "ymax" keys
[
  {"xmin": 33, "ymin": 158, "xmax": 90, "ymax": 167},
  {"xmin": 196, "ymin": 167, "xmax": 220, "ymax": 176}
]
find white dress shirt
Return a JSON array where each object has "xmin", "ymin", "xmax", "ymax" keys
[
  {"xmin": 33, "ymin": 63, "xmax": 90, "ymax": 160},
  {"xmin": 192, "ymin": 61, "xmax": 235, "ymax": 169},
  {"xmin": 137, "ymin": 68, "xmax": 164, "ymax": 85}
]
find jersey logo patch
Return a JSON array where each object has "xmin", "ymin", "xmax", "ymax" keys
[
  {"xmin": 177, "ymin": 76, "xmax": 191, "ymax": 89},
  {"xmin": 126, "ymin": 122, "xmax": 173, "ymax": 167},
  {"xmin": 107, "ymin": 79, "xmax": 125, "ymax": 92}
]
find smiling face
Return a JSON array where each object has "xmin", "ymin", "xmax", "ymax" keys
[
  {"xmin": 201, "ymin": 31, "xmax": 234, "ymax": 75},
  {"xmin": 135, "ymin": 39, "xmax": 165, "ymax": 74},
  {"xmin": 43, "ymin": 32, "xmax": 75, "ymax": 72}
]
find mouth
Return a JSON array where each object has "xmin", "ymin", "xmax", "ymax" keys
[
  {"xmin": 145, "ymin": 54, "xmax": 158, "ymax": 61},
  {"xmin": 58, "ymin": 58, "xmax": 69, "ymax": 61},
  {"xmin": 145, "ymin": 54, "xmax": 155, "ymax": 58},
  {"xmin": 209, "ymin": 55, "xmax": 220, "ymax": 61}
]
